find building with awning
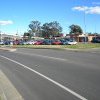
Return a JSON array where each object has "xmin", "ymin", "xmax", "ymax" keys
[{"xmin": 78, "ymin": 34, "xmax": 88, "ymax": 42}]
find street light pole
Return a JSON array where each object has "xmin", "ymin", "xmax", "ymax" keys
[
  {"xmin": 83, "ymin": 1, "xmax": 87, "ymax": 43},
  {"xmin": 0, "ymin": 25, "xmax": 2, "ymax": 42},
  {"xmin": 84, "ymin": 9, "xmax": 87, "ymax": 43}
]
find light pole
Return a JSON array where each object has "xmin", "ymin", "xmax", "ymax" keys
[
  {"xmin": 0, "ymin": 25, "xmax": 2, "ymax": 42},
  {"xmin": 83, "ymin": 3, "xmax": 87, "ymax": 43},
  {"xmin": 84, "ymin": 9, "xmax": 87, "ymax": 43}
]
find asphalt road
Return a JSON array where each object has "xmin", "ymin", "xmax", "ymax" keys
[{"xmin": 0, "ymin": 48, "xmax": 100, "ymax": 100}]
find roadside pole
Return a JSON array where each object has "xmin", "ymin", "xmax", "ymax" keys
[
  {"xmin": 0, "ymin": 25, "xmax": 2, "ymax": 42},
  {"xmin": 83, "ymin": 0, "xmax": 87, "ymax": 43}
]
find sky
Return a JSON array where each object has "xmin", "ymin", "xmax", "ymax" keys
[{"xmin": 0, "ymin": 0, "xmax": 100, "ymax": 35}]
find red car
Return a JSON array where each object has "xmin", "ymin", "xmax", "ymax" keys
[
  {"xmin": 34, "ymin": 40, "xmax": 44, "ymax": 45},
  {"xmin": 52, "ymin": 40, "xmax": 62, "ymax": 45}
]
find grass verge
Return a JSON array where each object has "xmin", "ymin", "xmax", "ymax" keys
[{"xmin": 10, "ymin": 43, "xmax": 100, "ymax": 49}]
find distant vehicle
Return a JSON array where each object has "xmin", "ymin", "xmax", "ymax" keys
[
  {"xmin": 52, "ymin": 40, "xmax": 62, "ymax": 45},
  {"xmin": 4, "ymin": 40, "xmax": 10, "ymax": 45},
  {"xmin": 67, "ymin": 40, "xmax": 77, "ymax": 45},
  {"xmin": 60, "ymin": 39, "xmax": 68, "ymax": 45},
  {"xmin": 91, "ymin": 37, "xmax": 100, "ymax": 43},
  {"xmin": 60, "ymin": 38, "xmax": 77, "ymax": 45},
  {"xmin": 34, "ymin": 40, "xmax": 44, "ymax": 45},
  {"xmin": 0, "ymin": 41, "xmax": 4, "ymax": 45},
  {"xmin": 13, "ymin": 40, "xmax": 20, "ymax": 45},
  {"xmin": 25, "ymin": 40, "xmax": 36, "ymax": 45},
  {"xmin": 43, "ymin": 39, "xmax": 52, "ymax": 45}
]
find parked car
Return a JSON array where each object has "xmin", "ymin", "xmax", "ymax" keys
[
  {"xmin": 21, "ymin": 41, "xmax": 27, "ymax": 45},
  {"xmin": 68, "ymin": 39, "xmax": 77, "ymax": 45},
  {"xmin": 34, "ymin": 40, "xmax": 44, "ymax": 45},
  {"xmin": 4, "ymin": 40, "xmax": 11, "ymax": 45},
  {"xmin": 52, "ymin": 39, "xmax": 62, "ymax": 45},
  {"xmin": 61, "ymin": 39, "xmax": 77, "ymax": 45},
  {"xmin": 91, "ymin": 37, "xmax": 100, "ymax": 43},
  {"xmin": 43, "ymin": 39, "xmax": 53, "ymax": 45},
  {"xmin": 25, "ymin": 40, "xmax": 36, "ymax": 45},
  {"xmin": 13, "ymin": 40, "xmax": 20, "ymax": 45},
  {"xmin": 0, "ymin": 41, "xmax": 4, "ymax": 45},
  {"xmin": 60, "ymin": 39, "xmax": 68, "ymax": 45}
]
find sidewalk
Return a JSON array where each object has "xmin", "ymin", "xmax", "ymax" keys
[
  {"xmin": 0, "ymin": 70, "xmax": 23, "ymax": 100},
  {"xmin": 0, "ymin": 46, "xmax": 16, "ymax": 52}
]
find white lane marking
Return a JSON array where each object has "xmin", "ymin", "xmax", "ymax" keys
[{"xmin": 0, "ymin": 55, "xmax": 88, "ymax": 100}]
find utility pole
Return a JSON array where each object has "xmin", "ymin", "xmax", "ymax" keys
[
  {"xmin": 83, "ymin": 1, "xmax": 87, "ymax": 43},
  {"xmin": 0, "ymin": 25, "xmax": 2, "ymax": 42},
  {"xmin": 84, "ymin": 8, "xmax": 86, "ymax": 34}
]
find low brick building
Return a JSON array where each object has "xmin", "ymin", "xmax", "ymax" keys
[{"xmin": 66, "ymin": 34, "xmax": 100, "ymax": 42}]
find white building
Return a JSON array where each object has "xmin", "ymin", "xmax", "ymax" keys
[{"xmin": 0, "ymin": 33, "xmax": 22, "ymax": 41}]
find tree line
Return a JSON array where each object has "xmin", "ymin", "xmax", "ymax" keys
[{"xmin": 23, "ymin": 20, "xmax": 89, "ymax": 39}]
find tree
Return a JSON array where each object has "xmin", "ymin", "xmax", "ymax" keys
[
  {"xmin": 69, "ymin": 24, "xmax": 83, "ymax": 35},
  {"xmin": 42, "ymin": 21, "xmax": 62, "ymax": 38},
  {"xmin": 23, "ymin": 32, "xmax": 32, "ymax": 40},
  {"xmin": 42, "ymin": 23, "xmax": 50, "ymax": 38},
  {"xmin": 29, "ymin": 21, "xmax": 41, "ymax": 37}
]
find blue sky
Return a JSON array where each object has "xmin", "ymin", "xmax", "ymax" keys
[{"xmin": 0, "ymin": 0, "xmax": 100, "ymax": 35}]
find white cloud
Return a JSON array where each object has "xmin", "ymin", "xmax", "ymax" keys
[
  {"xmin": 72, "ymin": 6, "xmax": 88, "ymax": 11},
  {"xmin": 72, "ymin": 6, "xmax": 100, "ymax": 14},
  {"xmin": 86, "ymin": 6, "xmax": 100, "ymax": 14},
  {"xmin": 0, "ymin": 20, "xmax": 13, "ymax": 25}
]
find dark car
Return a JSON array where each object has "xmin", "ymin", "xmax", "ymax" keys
[
  {"xmin": 91, "ymin": 37, "xmax": 100, "ymax": 43},
  {"xmin": 4, "ymin": 40, "xmax": 11, "ymax": 45},
  {"xmin": 43, "ymin": 39, "xmax": 53, "ymax": 45},
  {"xmin": 13, "ymin": 40, "xmax": 20, "ymax": 45}
]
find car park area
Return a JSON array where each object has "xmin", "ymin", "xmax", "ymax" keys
[{"xmin": 0, "ymin": 38, "xmax": 78, "ymax": 45}]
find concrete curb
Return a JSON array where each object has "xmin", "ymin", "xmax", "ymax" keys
[
  {"xmin": 0, "ymin": 70, "xmax": 23, "ymax": 100},
  {"xmin": 0, "ymin": 47, "xmax": 16, "ymax": 52}
]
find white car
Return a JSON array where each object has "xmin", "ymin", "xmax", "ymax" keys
[
  {"xmin": 67, "ymin": 40, "xmax": 77, "ymax": 45},
  {"xmin": 26, "ymin": 40, "xmax": 36, "ymax": 45},
  {"xmin": 0, "ymin": 41, "xmax": 4, "ymax": 45},
  {"xmin": 61, "ymin": 39, "xmax": 77, "ymax": 45}
]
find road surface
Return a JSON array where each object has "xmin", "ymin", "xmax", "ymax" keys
[{"xmin": 0, "ymin": 48, "xmax": 100, "ymax": 100}]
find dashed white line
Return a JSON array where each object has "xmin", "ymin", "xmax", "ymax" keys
[{"xmin": 0, "ymin": 55, "xmax": 88, "ymax": 100}]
